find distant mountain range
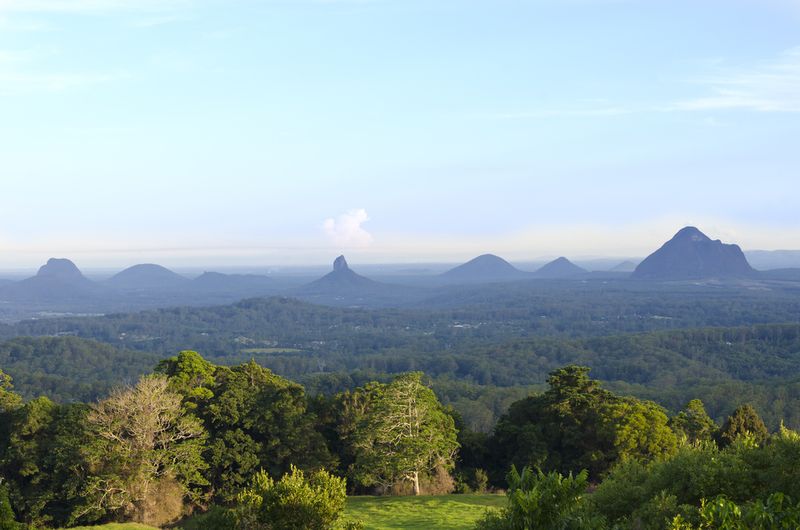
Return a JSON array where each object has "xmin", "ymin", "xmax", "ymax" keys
[
  {"xmin": 439, "ymin": 254, "xmax": 588, "ymax": 283},
  {"xmin": 0, "ymin": 259, "xmax": 279, "ymax": 320},
  {"xmin": 633, "ymin": 227, "xmax": 755, "ymax": 280},
  {"xmin": 1, "ymin": 226, "xmax": 799, "ymax": 320}
]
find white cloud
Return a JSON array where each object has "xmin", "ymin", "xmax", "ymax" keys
[
  {"xmin": 480, "ymin": 47, "xmax": 800, "ymax": 121},
  {"xmin": 673, "ymin": 47, "xmax": 800, "ymax": 113},
  {"xmin": 0, "ymin": 0, "xmax": 193, "ymax": 13},
  {"xmin": 0, "ymin": 66, "xmax": 128, "ymax": 94},
  {"xmin": 0, "ymin": 47, "xmax": 128, "ymax": 94},
  {"xmin": 323, "ymin": 209, "xmax": 374, "ymax": 247},
  {"xmin": 0, "ymin": 15, "xmax": 49, "ymax": 30}
]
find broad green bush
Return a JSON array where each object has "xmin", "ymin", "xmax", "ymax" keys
[
  {"xmin": 241, "ymin": 466, "xmax": 347, "ymax": 530},
  {"xmin": 193, "ymin": 466, "xmax": 348, "ymax": 529},
  {"xmin": 589, "ymin": 427, "xmax": 800, "ymax": 528},
  {"xmin": 474, "ymin": 466, "xmax": 602, "ymax": 529},
  {"xmin": 669, "ymin": 493, "xmax": 800, "ymax": 529}
]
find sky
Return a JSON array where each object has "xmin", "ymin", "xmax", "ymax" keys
[{"xmin": 1, "ymin": 0, "xmax": 799, "ymax": 268}]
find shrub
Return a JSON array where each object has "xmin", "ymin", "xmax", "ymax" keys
[
  {"xmin": 238, "ymin": 466, "xmax": 347, "ymax": 530},
  {"xmin": 669, "ymin": 493, "xmax": 800, "ymax": 529},
  {"xmin": 474, "ymin": 466, "xmax": 599, "ymax": 529}
]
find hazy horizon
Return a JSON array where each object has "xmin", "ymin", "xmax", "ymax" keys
[{"xmin": 2, "ymin": 0, "xmax": 799, "ymax": 268}]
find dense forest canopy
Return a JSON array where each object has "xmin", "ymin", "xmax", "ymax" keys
[
  {"xmin": 3, "ymin": 356, "xmax": 799, "ymax": 530},
  {"xmin": 4, "ymin": 319, "xmax": 800, "ymax": 431}
]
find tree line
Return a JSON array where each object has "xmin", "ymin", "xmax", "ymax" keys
[{"xmin": 1, "ymin": 355, "xmax": 791, "ymax": 529}]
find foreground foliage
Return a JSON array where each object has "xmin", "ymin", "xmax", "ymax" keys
[
  {"xmin": 474, "ymin": 467, "xmax": 597, "ymax": 530},
  {"xmin": 192, "ymin": 466, "xmax": 348, "ymax": 530},
  {"xmin": 0, "ymin": 353, "xmax": 793, "ymax": 529},
  {"xmin": 489, "ymin": 366, "xmax": 677, "ymax": 481}
]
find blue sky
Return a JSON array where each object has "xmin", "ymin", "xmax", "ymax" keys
[{"xmin": 1, "ymin": 0, "xmax": 799, "ymax": 267}]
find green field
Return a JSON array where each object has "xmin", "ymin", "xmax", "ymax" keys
[
  {"xmin": 344, "ymin": 494, "xmax": 505, "ymax": 529},
  {"xmin": 65, "ymin": 495, "xmax": 504, "ymax": 529},
  {"xmin": 70, "ymin": 523, "xmax": 157, "ymax": 530}
]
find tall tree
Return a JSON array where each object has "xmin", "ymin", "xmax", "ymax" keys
[
  {"xmin": 670, "ymin": 399, "xmax": 718, "ymax": 445},
  {"xmin": 0, "ymin": 400, "xmax": 89, "ymax": 528},
  {"xmin": 717, "ymin": 404, "xmax": 769, "ymax": 447},
  {"xmin": 192, "ymin": 359, "xmax": 334, "ymax": 501},
  {"xmin": 156, "ymin": 350, "xmax": 216, "ymax": 411},
  {"xmin": 76, "ymin": 375, "xmax": 207, "ymax": 526},
  {"xmin": 0, "ymin": 370, "xmax": 21, "ymax": 414},
  {"xmin": 492, "ymin": 365, "xmax": 677, "ymax": 481},
  {"xmin": 352, "ymin": 372, "xmax": 459, "ymax": 495}
]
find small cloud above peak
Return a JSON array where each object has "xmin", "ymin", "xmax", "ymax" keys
[{"xmin": 323, "ymin": 209, "xmax": 374, "ymax": 248}]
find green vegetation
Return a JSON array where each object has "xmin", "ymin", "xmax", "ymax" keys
[
  {"xmin": 349, "ymin": 372, "xmax": 459, "ymax": 495},
  {"xmin": 67, "ymin": 525, "xmax": 158, "ymax": 530},
  {"xmin": 4, "ymin": 356, "xmax": 797, "ymax": 529},
  {"xmin": 195, "ymin": 466, "xmax": 349, "ymax": 530},
  {"xmin": 344, "ymin": 495, "xmax": 505, "ymax": 529},
  {"xmin": 8, "ymin": 321, "xmax": 800, "ymax": 432},
  {"xmin": 3, "ymin": 280, "xmax": 800, "ymax": 529}
]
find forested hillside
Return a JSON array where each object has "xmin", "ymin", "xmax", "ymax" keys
[{"xmin": 5, "ymin": 317, "xmax": 800, "ymax": 431}]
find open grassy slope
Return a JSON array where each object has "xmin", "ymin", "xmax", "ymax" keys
[
  {"xmin": 70, "ymin": 523, "xmax": 158, "ymax": 530},
  {"xmin": 344, "ymin": 494, "xmax": 505, "ymax": 529}
]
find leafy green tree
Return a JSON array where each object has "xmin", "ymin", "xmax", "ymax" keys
[
  {"xmin": 1, "ymin": 396, "xmax": 58, "ymax": 526},
  {"xmin": 351, "ymin": 372, "xmax": 459, "ymax": 495},
  {"xmin": 718, "ymin": 404, "xmax": 769, "ymax": 447},
  {"xmin": 0, "ymin": 483, "xmax": 21, "ymax": 530},
  {"xmin": 604, "ymin": 397, "xmax": 678, "ymax": 465},
  {"xmin": 0, "ymin": 370, "xmax": 21, "ymax": 414},
  {"xmin": 671, "ymin": 399, "xmax": 718, "ymax": 445},
  {"xmin": 156, "ymin": 350, "xmax": 216, "ymax": 411},
  {"xmin": 200, "ymin": 360, "xmax": 334, "ymax": 501},
  {"xmin": 76, "ymin": 375, "xmax": 207, "ymax": 526},
  {"xmin": 491, "ymin": 365, "xmax": 675, "ymax": 481},
  {"xmin": 0, "ymin": 401, "xmax": 89, "ymax": 528}
]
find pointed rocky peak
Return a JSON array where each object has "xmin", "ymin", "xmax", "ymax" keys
[
  {"xmin": 301, "ymin": 255, "xmax": 377, "ymax": 291},
  {"xmin": 36, "ymin": 258, "xmax": 85, "ymax": 280},
  {"xmin": 333, "ymin": 255, "xmax": 349, "ymax": 272},
  {"xmin": 633, "ymin": 226, "xmax": 754, "ymax": 280}
]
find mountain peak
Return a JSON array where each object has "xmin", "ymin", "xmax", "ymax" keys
[
  {"xmin": 441, "ymin": 254, "xmax": 525, "ymax": 283},
  {"xmin": 673, "ymin": 226, "xmax": 712, "ymax": 243},
  {"xmin": 36, "ymin": 258, "xmax": 84, "ymax": 280},
  {"xmin": 534, "ymin": 257, "xmax": 586, "ymax": 278},
  {"xmin": 333, "ymin": 255, "xmax": 349, "ymax": 272},
  {"xmin": 108, "ymin": 263, "xmax": 187, "ymax": 289},
  {"xmin": 633, "ymin": 227, "xmax": 754, "ymax": 280}
]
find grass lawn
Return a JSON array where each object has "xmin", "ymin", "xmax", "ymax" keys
[
  {"xmin": 344, "ymin": 494, "xmax": 505, "ymax": 529},
  {"xmin": 70, "ymin": 523, "xmax": 158, "ymax": 530}
]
